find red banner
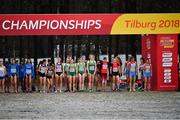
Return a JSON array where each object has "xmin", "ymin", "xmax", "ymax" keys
[
  {"xmin": 1, "ymin": 13, "xmax": 180, "ymax": 35},
  {"xmin": 0, "ymin": 14, "xmax": 119, "ymax": 35}
]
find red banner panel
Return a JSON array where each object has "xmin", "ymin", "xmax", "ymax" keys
[
  {"xmin": 0, "ymin": 14, "xmax": 119, "ymax": 36},
  {"xmin": 1, "ymin": 13, "xmax": 180, "ymax": 35}
]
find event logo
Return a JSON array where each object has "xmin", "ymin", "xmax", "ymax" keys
[{"xmin": 160, "ymin": 39, "xmax": 174, "ymax": 48}]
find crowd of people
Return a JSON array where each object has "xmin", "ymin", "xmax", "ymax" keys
[{"xmin": 0, "ymin": 54, "xmax": 152, "ymax": 93}]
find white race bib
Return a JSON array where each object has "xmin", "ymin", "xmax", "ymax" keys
[
  {"xmin": 11, "ymin": 68, "xmax": 16, "ymax": 73},
  {"xmin": 26, "ymin": 69, "xmax": 32, "ymax": 74},
  {"xmin": 0, "ymin": 70, "xmax": 5, "ymax": 77},
  {"xmin": 113, "ymin": 68, "xmax": 118, "ymax": 72},
  {"xmin": 102, "ymin": 65, "xmax": 108, "ymax": 69},
  {"xmin": 145, "ymin": 66, "xmax": 150, "ymax": 73},
  {"xmin": 70, "ymin": 68, "xmax": 75, "ymax": 72},
  {"xmin": 40, "ymin": 67, "xmax": 46, "ymax": 73},
  {"xmin": 89, "ymin": 66, "xmax": 95, "ymax": 71},
  {"xmin": 130, "ymin": 64, "xmax": 136, "ymax": 72},
  {"xmin": 56, "ymin": 65, "xmax": 62, "ymax": 72}
]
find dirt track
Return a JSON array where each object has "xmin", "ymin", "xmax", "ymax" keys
[{"xmin": 0, "ymin": 92, "xmax": 180, "ymax": 119}]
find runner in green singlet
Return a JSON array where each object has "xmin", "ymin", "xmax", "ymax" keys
[
  {"xmin": 68, "ymin": 59, "xmax": 76, "ymax": 92},
  {"xmin": 77, "ymin": 57, "xmax": 86, "ymax": 91},
  {"xmin": 87, "ymin": 54, "xmax": 96, "ymax": 92}
]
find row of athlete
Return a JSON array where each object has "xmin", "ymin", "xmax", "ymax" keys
[
  {"xmin": 34, "ymin": 54, "xmax": 152, "ymax": 93},
  {"xmin": 124, "ymin": 57, "xmax": 152, "ymax": 92},
  {"xmin": 0, "ymin": 59, "xmax": 34, "ymax": 93},
  {"xmin": 0, "ymin": 54, "xmax": 152, "ymax": 93},
  {"xmin": 37, "ymin": 55, "xmax": 110, "ymax": 93}
]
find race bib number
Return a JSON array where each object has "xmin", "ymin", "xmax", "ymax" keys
[
  {"xmin": 89, "ymin": 66, "xmax": 95, "ymax": 71},
  {"xmin": 56, "ymin": 65, "xmax": 62, "ymax": 72},
  {"xmin": 48, "ymin": 71, "xmax": 53, "ymax": 76},
  {"xmin": 145, "ymin": 66, "xmax": 150, "ymax": 73},
  {"xmin": 56, "ymin": 69, "xmax": 62, "ymax": 72},
  {"xmin": 113, "ymin": 68, "xmax": 118, "ymax": 72},
  {"xmin": 70, "ymin": 68, "xmax": 75, "ymax": 72},
  {"xmin": 102, "ymin": 65, "xmax": 108, "ymax": 69},
  {"xmin": 79, "ymin": 66, "xmax": 84, "ymax": 72},
  {"xmin": 26, "ymin": 69, "xmax": 32, "ymax": 74},
  {"xmin": 40, "ymin": 68, "xmax": 46, "ymax": 73},
  {"xmin": 0, "ymin": 70, "xmax": 5, "ymax": 77},
  {"xmin": 130, "ymin": 64, "xmax": 136, "ymax": 72},
  {"xmin": 11, "ymin": 68, "xmax": 16, "ymax": 73}
]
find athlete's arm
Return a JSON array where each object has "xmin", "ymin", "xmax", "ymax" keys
[
  {"xmin": 119, "ymin": 63, "xmax": 122, "ymax": 73},
  {"xmin": 151, "ymin": 64, "xmax": 152, "ymax": 77},
  {"xmin": 38, "ymin": 65, "xmax": 41, "ymax": 73},
  {"xmin": 120, "ymin": 65, "xmax": 123, "ymax": 76},
  {"xmin": 123, "ymin": 62, "xmax": 127, "ymax": 72},
  {"xmin": 45, "ymin": 67, "xmax": 48, "ymax": 75},
  {"xmin": 84, "ymin": 63, "xmax": 86, "ymax": 73},
  {"xmin": 32, "ymin": 65, "xmax": 35, "ymax": 79},
  {"xmin": 7, "ymin": 65, "xmax": 11, "ymax": 76},
  {"xmin": 143, "ymin": 64, "xmax": 146, "ymax": 72},
  {"xmin": 86, "ymin": 61, "xmax": 89, "ymax": 74},
  {"xmin": 4, "ymin": 66, "xmax": 7, "ymax": 75},
  {"xmin": 22, "ymin": 65, "xmax": 25, "ymax": 77},
  {"xmin": 110, "ymin": 63, "xmax": 112, "ymax": 74},
  {"xmin": 76, "ymin": 63, "xmax": 78, "ymax": 74},
  {"xmin": 135, "ymin": 62, "xmax": 138, "ymax": 75},
  {"xmin": 94, "ymin": 61, "xmax": 97, "ymax": 75},
  {"xmin": 128, "ymin": 63, "xmax": 131, "ymax": 72},
  {"xmin": 75, "ymin": 63, "xmax": 77, "ymax": 75},
  {"xmin": 54, "ymin": 64, "xmax": 57, "ymax": 73},
  {"xmin": 62, "ymin": 63, "xmax": 65, "ymax": 75},
  {"xmin": 53, "ymin": 64, "xmax": 55, "ymax": 72},
  {"xmin": 16, "ymin": 64, "xmax": 19, "ymax": 76}
]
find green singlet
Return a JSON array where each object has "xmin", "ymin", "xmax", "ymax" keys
[
  {"xmin": 68, "ymin": 64, "xmax": 76, "ymax": 76},
  {"xmin": 88, "ymin": 60, "xmax": 96, "ymax": 74},
  {"xmin": 64, "ymin": 63, "xmax": 69, "ymax": 74},
  {"xmin": 78, "ymin": 63, "xmax": 85, "ymax": 75}
]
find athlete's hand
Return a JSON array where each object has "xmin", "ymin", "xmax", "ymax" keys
[{"xmin": 107, "ymin": 73, "xmax": 109, "ymax": 81}]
